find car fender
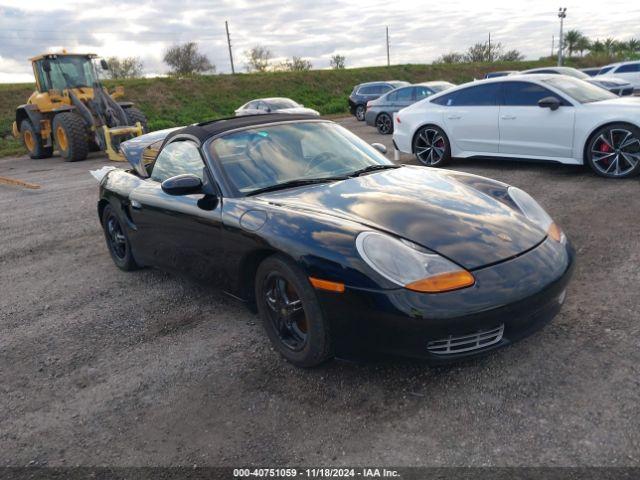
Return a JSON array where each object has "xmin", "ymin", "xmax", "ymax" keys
[{"xmin": 574, "ymin": 114, "xmax": 640, "ymax": 161}]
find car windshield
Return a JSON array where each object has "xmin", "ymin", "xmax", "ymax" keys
[
  {"xmin": 266, "ymin": 99, "xmax": 300, "ymax": 110},
  {"xmin": 598, "ymin": 66, "xmax": 615, "ymax": 75},
  {"xmin": 541, "ymin": 76, "xmax": 617, "ymax": 103},
  {"xmin": 210, "ymin": 121, "xmax": 394, "ymax": 195},
  {"xmin": 37, "ymin": 56, "xmax": 98, "ymax": 90},
  {"xmin": 560, "ymin": 68, "xmax": 589, "ymax": 79}
]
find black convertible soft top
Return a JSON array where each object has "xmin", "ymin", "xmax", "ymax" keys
[{"xmin": 165, "ymin": 113, "xmax": 320, "ymax": 144}]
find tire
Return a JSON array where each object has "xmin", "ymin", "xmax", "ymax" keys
[
  {"xmin": 101, "ymin": 205, "xmax": 140, "ymax": 271},
  {"xmin": 20, "ymin": 120, "xmax": 53, "ymax": 159},
  {"xmin": 413, "ymin": 125, "xmax": 451, "ymax": 167},
  {"xmin": 376, "ymin": 113, "xmax": 393, "ymax": 135},
  {"xmin": 355, "ymin": 104, "xmax": 366, "ymax": 121},
  {"xmin": 52, "ymin": 112, "xmax": 89, "ymax": 162},
  {"xmin": 124, "ymin": 107, "xmax": 148, "ymax": 133},
  {"xmin": 585, "ymin": 123, "xmax": 640, "ymax": 178},
  {"xmin": 255, "ymin": 255, "xmax": 333, "ymax": 367}
]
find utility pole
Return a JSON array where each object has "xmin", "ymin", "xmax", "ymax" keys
[
  {"xmin": 557, "ymin": 7, "xmax": 567, "ymax": 66},
  {"xmin": 386, "ymin": 26, "xmax": 390, "ymax": 66},
  {"xmin": 551, "ymin": 34, "xmax": 555, "ymax": 58},
  {"xmin": 225, "ymin": 20, "xmax": 235, "ymax": 74}
]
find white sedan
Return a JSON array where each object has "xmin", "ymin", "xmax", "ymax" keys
[
  {"xmin": 393, "ymin": 74, "xmax": 640, "ymax": 178},
  {"xmin": 235, "ymin": 97, "xmax": 319, "ymax": 116}
]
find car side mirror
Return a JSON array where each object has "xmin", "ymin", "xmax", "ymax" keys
[
  {"xmin": 371, "ymin": 143, "xmax": 387, "ymax": 155},
  {"xmin": 538, "ymin": 96, "xmax": 561, "ymax": 111},
  {"xmin": 161, "ymin": 174, "xmax": 203, "ymax": 195},
  {"xmin": 100, "ymin": 59, "xmax": 109, "ymax": 70}
]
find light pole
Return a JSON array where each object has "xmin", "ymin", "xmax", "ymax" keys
[{"xmin": 557, "ymin": 7, "xmax": 567, "ymax": 66}]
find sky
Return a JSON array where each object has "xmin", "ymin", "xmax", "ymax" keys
[{"xmin": 0, "ymin": 0, "xmax": 638, "ymax": 82}]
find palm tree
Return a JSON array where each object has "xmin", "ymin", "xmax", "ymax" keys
[
  {"xmin": 576, "ymin": 36, "xmax": 591, "ymax": 57},
  {"xmin": 603, "ymin": 37, "xmax": 617, "ymax": 55},
  {"xmin": 628, "ymin": 38, "xmax": 640, "ymax": 53},
  {"xmin": 590, "ymin": 39, "xmax": 605, "ymax": 55},
  {"xmin": 564, "ymin": 30, "xmax": 582, "ymax": 57}
]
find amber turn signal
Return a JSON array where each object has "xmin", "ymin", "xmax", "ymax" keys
[
  {"xmin": 547, "ymin": 222, "xmax": 564, "ymax": 243},
  {"xmin": 405, "ymin": 271, "xmax": 475, "ymax": 293},
  {"xmin": 309, "ymin": 277, "xmax": 345, "ymax": 293}
]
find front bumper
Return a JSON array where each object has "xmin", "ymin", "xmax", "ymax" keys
[{"xmin": 317, "ymin": 237, "xmax": 575, "ymax": 363}]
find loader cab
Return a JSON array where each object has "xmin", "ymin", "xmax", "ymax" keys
[{"xmin": 32, "ymin": 54, "xmax": 101, "ymax": 93}]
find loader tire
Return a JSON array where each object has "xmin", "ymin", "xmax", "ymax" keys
[
  {"xmin": 20, "ymin": 120, "xmax": 53, "ymax": 159},
  {"xmin": 53, "ymin": 112, "xmax": 89, "ymax": 162},
  {"xmin": 124, "ymin": 107, "xmax": 148, "ymax": 133}
]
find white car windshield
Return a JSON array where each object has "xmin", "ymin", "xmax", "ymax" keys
[{"xmin": 541, "ymin": 77, "xmax": 617, "ymax": 104}]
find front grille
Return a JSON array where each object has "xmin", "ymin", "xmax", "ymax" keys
[{"xmin": 427, "ymin": 324, "xmax": 504, "ymax": 355}]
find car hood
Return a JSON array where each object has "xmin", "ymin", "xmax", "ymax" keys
[
  {"xmin": 583, "ymin": 96, "xmax": 640, "ymax": 108},
  {"xmin": 588, "ymin": 76, "xmax": 632, "ymax": 86},
  {"xmin": 256, "ymin": 166, "xmax": 546, "ymax": 270}
]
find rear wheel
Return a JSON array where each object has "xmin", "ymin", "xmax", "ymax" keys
[
  {"xmin": 355, "ymin": 104, "xmax": 366, "ymax": 121},
  {"xmin": 376, "ymin": 113, "xmax": 393, "ymax": 134},
  {"xmin": 101, "ymin": 205, "xmax": 140, "ymax": 271},
  {"xmin": 53, "ymin": 112, "xmax": 89, "ymax": 162},
  {"xmin": 586, "ymin": 123, "xmax": 640, "ymax": 178},
  {"xmin": 124, "ymin": 107, "xmax": 148, "ymax": 133},
  {"xmin": 413, "ymin": 125, "xmax": 451, "ymax": 167},
  {"xmin": 20, "ymin": 120, "xmax": 53, "ymax": 159},
  {"xmin": 255, "ymin": 255, "xmax": 333, "ymax": 367}
]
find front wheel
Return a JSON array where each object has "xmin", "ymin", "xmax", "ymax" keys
[
  {"xmin": 586, "ymin": 123, "xmax": 640, "ymax": 178},
  {"xmin": 355, "ymin": 104, "xmax": 366, "ymax": 121},
  {"xmin": 20, "ymin": 120, "xmax": 53, "ymax": 159},
  {"xmin": 413, "ymin": 125, "xmax": 451, "ymax": 167},
  {"xmin": 255, "ymin": 255, "xmax": 333, "ymax": 367},
  {"xmin": 101, "ymin": 205, "xmax": 140, "ymax": 271},
  {"xmin": 52, "ymin": 112, "xmax": 89, "ymax": 162},
  {"xmin": 376, "ymin": 113, "xmax": 393, "ymax": 134}
]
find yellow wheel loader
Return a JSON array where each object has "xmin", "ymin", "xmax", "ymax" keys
[{"xmin": 12, "ymin": 51, "xmax": 147, "ymax": 162}]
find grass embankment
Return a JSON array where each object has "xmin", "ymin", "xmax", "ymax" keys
[{"xmin": 0, "ymin": 60, "xmax": 550, "ymax": 158}]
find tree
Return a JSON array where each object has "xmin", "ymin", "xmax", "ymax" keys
[
  {"xmin": 330, "ymin": 54, "xmax": 346, "ymax": 69},
  {"xmin": 279, "ymin": 56, "xmax": 313, "ymax": 71},
  {"xmin": 104, "ymin": 56, "xmax": 143, "ymax": 79},
  {"xmin": 563, "ymin": 30, "xmax": 582, "ymax": 57},
  {"xmin": 163, "ymin": 42, "xmax": 214, "ymax": 76},
  {"xmin": 434, "ymin": 52, "xmax": 464, "ymax": 64},
  {"xmin": 589, "ymin": 39, "xmax": 605, "ymax": 54},
  {"xmin": 628, "ymin": 38, "xmax": 640, "ymax": 53},
  {"xmin": 499, "ymin": 49, "xmax": 524, "ymax": 62},
  {"xmin": 575, "ymin": 36, "xmax": 591, "ymax": 57},
  {"xmin": 603, "ymin": 37, "xmax": 618, "ymax": 55},
  {"xmin": 244, "ymin": 46, "xmax": 273, "ymax": 72}
]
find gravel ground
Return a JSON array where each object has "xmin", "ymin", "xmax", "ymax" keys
[{"xmin": 1, "ymin": 116, "xmax": 639, "ymax": 467}]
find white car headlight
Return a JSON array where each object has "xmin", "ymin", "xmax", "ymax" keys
[
  {"xmin": 355, "ymin": 231, "xmax": 474, "ymax": 293},
  {"xmin": 508, "ymin": 186, "xmax": 565, "ymax": 243}
]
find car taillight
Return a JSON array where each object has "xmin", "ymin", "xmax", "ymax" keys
[{"xmin": 396, "ymin": 116, "xmax": 401, "ymax": 123}]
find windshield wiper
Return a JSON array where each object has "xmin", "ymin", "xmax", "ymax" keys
[
  {"xmin": 246, "ymin": 176, "xmax": 346, "ymax": 196},
  {"xmin": 348, "ymin": 164, "xmax": 400, "ymax": 177}
]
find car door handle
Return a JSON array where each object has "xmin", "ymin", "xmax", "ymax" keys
[
  {"xmin": 501, "ymin": 115, "xmax": 516, "ymax": 120},
  {"xmin": 447, "ymin": 115, "xmax": 461, "ymax": 120}
]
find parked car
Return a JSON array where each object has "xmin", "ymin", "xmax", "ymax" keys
[
  {"xmin": 392, "ymin": 74, "xmax": 640, "ymax": 178},
  {"xmin": 348, "ymin": 81, "xmax": 410, "ymax": 121},
  {"xmin": 580, "ymin": 67, "xmax": 601, "ymax": 77},
  {"xmin": 485, "ymin": 70, "xmax": 519, "ymax": 79},
  {"xmin": 102, "ymin": 113, "xmax": 574, "ymax": 367},
  {"xmin": 365, "ymin": 82, "xmax": 455, "ymax": 134},
  {"xmin": 235, "ymin": 98, "xmax": 319, "ymax": 116},
  {"xmin": 595, "ymin": 61, "xmax": 640, "ymax": 90},
  {"xmin": 520, "ymin": 66, "xmax": 634, "ymax": 96}
]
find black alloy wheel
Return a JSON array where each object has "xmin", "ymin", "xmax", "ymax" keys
[
  {"xmin": 376, "ymin": 113, "xmax": 393, "ymax": 135},
  {"xmin": 355, "ymin": 105, "xmax": 366, "ymax": 121},
  {"xmin": 586, "ymin": 124, "xmax": 640, "ymax": 178},
  {"xmin": 255, "ymin": 255, "xmax": 333, "ymax": 367},
  {"xmin": 101, "ymin": 205, "xmax": 140, "ymax": 271}
]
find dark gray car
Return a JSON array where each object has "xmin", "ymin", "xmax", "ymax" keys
[
  {"xmin": 348, "ymin": 81, "xmax": 410, "ymax": 121},
  {"xmin": 364, "ymin": 82, "xmax": 455, "ymax": 134}
]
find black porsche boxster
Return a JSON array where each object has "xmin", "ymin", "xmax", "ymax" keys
[{"xmin": 98, "ymin": 114, "xmax": 574, "ymax": 367}]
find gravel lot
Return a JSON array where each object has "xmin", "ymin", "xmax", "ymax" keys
[{"xmin": 1, "ymin": 116, "xmax": 639, "ymax": 467}]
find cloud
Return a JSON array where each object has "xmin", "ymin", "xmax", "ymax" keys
[{"xmin": 0, "ymin": 0, "xmax": 638, "ymax": 81}]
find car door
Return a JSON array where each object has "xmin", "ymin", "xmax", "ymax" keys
[
  {"xmin": 441, "ymin": 83, "xmax": 501, "ymax": 153},
  {"xmin": 128, "ymin": 139, "xmax": 226, "ymax": 283},
  {"xmin": 414, "ymin": 85, "xmax": 434, "ymax": 103},
  {"xmin": 612, "ymin": 63, "xmax": 640, "ymax": 88},
  {"xmin": 499, "ymin": 81, "xmax": 575, "ymax": 159},
  {"xmin": 393, "ymin": 86, "xmax": 415, "ymax": 110}
]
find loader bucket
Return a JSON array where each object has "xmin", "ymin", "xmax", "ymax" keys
[{"xmin": 102, "ymin": 123, "xmax": 144, "ymax": 161}]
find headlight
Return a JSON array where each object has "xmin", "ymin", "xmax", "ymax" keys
[
  {"xmin": 355, "ymin": 231, "xmax": 475, "ymax": 293},
  {"xmin": 508, "ymin": 186, "xmax": 565, "ymax": 243}
]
